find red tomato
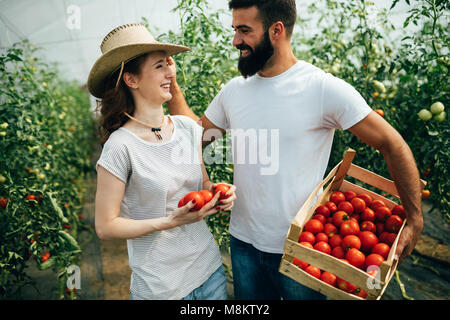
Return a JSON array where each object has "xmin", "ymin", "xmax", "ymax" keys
[
  {"xmin": 365, "ymin": 253, "xmax": 385, "ymax": 269},
  {"xmin": 325, "ymin": 201, "xmax": 338, "ymax": 213},
  {"xmin": 360, "ymin": 208, "xmax": 376, "ymax": 222},
  {"xmin": 304, "ymin": 219, "xmax": 324, "ymax": 234},
  {"xmin": 26, "ymin": 194, "xmax": 37, "ymax": 201},
  {"xmin": 298, "ymin": 231, "xmax": 315, "ymax": 245},
  {"xmin": 346, "ymin": 248, "xmax": 366, "ymax": 268},
  {"xmin": 344, "ymin": 190, "xmax": 357, "ymax": 201},
  {"xmin": 304, "ymin": 265, "xmax": 321, "ymax": 279},
  {"xmin": 340, "ymin": 220, "xmax": 360, "ymax": 237},
  {"xmin": 371, "ymin": 243, "xmax": 391, "ymax": 259},
  {"xmin": 324, "ymin": 223, "xmax": 338, "ymax": 237},
  {"xmin": 338, "ymin": 201, "xmax": 354, "ymax": 215},
  {"xmin": 320, "ymin": 272, "xmax": 337, "ymax": 287},
  {"xmin": 214, "ymin": 184, "xmax": 231, "ymax": 200},
  {"xmin": 313, "ymin": 214, "xmax": 326, "ymax": 225},
  {"xmin": 183, "ymin": 191, "xmax": 205, "ymax": 211},
  {"xmin": 342, "ymin": 235, "xmax": 361, "ymax": 251},
  {"xmin": 293, "ymin": 257, "xmax": 308, "ymax": 269},
  {"xmin": 353, "ymin": 288, "xmax": 368, "ymax": 299},
  {"xmin": 315, "ymin": 205, "xmax": 331, "ymax": 217},
  {"xmin": 0, "ymin": 197, "xmax": 7, "ymax": 209},
  {"xmin": 332, "ymin": 211, "xmax": 350, "ymax": 228},
  {"xmin": 357, "ymin": 193, "xmax": 373, "ymax": 206},
  {"xmin": 299, "ymin": 241, "xmax": 314, "ymax": 249},
  {"xmin": 331, "ymin": 246, "xmax": 346, "ymax": 259},
  {"xmin": 391, "ymin": 204, "xmax": 406, "ymax": 220},
  {"xmin": 329, "ymin": 234, "xmax": 343, "ymax": 248},
  {"xmin": 41, "ymin": 252, "xmax": 50, "ymax": 263},
  {"xmin": 376, "ymin": 222, "xmax": 385, "ymax": 235},
  {"xmin": 375, "ymin": 206, "xmax": 392, "ymax": 222},
  {"xmin": 178, "ymin": 197, "xmax": 185, "ymax": 208},
  {"xmin": 351, "ymin": 197, "xmax": 366, "ymax": 213},
  {"xmin": 315, "ymin": 232, "xmax": 329, "ymax": 243},
  {"xmin": 314, "ymin": 241, "xmax": 331, "ymax": 255},
  {"xmin": 329, "ymin": 191, "xmax": 346, "ymax": 205},
  {"xmin": 360, "ymin": 221, "xmax": 377, "ymax": 233},
  {"xmin": 370, "ymin": 199, "xmax": 387, "ymax": 211},
  {"xmin": 199, "ymin": 190, "xmax": 213, "ymax": 203},
  {"xmin": 385, "ymin": 215, "xmax": 403, "ymax": 233},
  {"xmin": 358, "ymin": 231, "xmax": 379, "ymax": 252},
  {"xmin": 336, "ymin": 277, "xmax": 357, "ymax": 293}
]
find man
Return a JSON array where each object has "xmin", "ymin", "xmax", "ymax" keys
[{"xmin": 167, "ymin": 0, "xmax": 423, "ymax": 300}]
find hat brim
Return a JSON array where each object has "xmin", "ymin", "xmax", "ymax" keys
[{"xmin": 87, "ymin": 42, "xmax": 190, "ymax": 98}]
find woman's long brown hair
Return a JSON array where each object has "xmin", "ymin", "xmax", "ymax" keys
[{"xmin": 95, "ymin": 53, "xmax": 150, "ymax": 146}]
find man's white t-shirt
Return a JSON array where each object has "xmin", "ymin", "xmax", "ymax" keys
[{"xmin": 205, "ymin": 60, "xmax": 372, "ymax": 254}]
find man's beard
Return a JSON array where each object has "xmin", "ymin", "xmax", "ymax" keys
[{"xmin": 237, "ymin": 30, "xmax": 274, "ymax": 78}]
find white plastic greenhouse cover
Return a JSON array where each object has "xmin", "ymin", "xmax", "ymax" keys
[{"xmin": 0, "ymin": 0, "xmax": 411, "ymax": 92}]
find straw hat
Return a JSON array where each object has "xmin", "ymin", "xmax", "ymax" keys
[{"xmin": 87, "ymin": 23, "xmax": 190, "ymax": 98}]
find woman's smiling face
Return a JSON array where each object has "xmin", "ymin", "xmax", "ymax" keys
[{"xmin": 126, "ymin": 51, "xmax": 175, "ymax": 104}]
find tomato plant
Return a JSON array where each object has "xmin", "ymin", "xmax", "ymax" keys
[{"xmin": 0, "ymin": 40, "xmax": 96, "ymax": 299}]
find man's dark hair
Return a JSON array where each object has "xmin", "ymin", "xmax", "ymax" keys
[{"xmin": 228, "ymin": 0, "xmax": 297, "ymax": 37}]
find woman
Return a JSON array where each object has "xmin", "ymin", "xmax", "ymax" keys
[{"xmin": 87, "ymin": 23, "xmax": 236, "ymax": 300}]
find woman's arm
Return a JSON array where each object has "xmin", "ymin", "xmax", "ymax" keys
[{"xmin": 95, "ymin": 165, "xmax": 220, "ymax": 240}]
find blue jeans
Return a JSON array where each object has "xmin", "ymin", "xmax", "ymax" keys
[
  {"xmin": 129, "ymin": 265, "xmax": 227, "ymax": 300},
  {"xmin": 230, "ymin": 235, "xmax": 326, "ymax": 300},
  {"xmin": 181, "ymin": 264, "xmax": 227, "ymax": 300}
]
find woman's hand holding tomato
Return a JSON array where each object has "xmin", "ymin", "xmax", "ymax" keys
[{"xmin": 212, "ymin": 182, "xmax": 237, "ymax": 212}]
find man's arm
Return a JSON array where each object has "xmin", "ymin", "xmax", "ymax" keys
[
  {"xmin": 348, "ymin": 111, "xmax": 423, "ymax": 264},
  {"xmin": 167, "ymin": 57, "xmax": 226, "ymax": 147}
]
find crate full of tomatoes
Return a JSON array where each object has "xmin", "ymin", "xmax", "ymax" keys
[{"xmin": 279, "ymin": 149, "xmax": 426, "ymax": 300}]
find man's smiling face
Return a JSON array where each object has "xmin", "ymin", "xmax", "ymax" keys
[{"xmin": 232, "ymin": 6, "xmax": 274, "ymax": 78}]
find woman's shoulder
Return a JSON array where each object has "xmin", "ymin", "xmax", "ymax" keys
[
  {"xmin": 103, "ymin": 128, "xmax": 134, "ymax": 150},
  {"xmin": 171, "ymin": 115, "xmax": 202, "ymax": 130}
]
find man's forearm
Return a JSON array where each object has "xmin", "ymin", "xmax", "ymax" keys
[
  {"xmin": 167, "ymin": 82, "xmax": 199, "ymax": 121},
  {"xmin": 381, "ymin": 140, "xmax": 423, "ymax": 227}
]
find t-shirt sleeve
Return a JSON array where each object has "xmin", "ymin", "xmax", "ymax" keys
[
  {"xmin": 321, "ymin": 73, "xmax": 372, "ymax": 130},
  {"xmin": 96, "ymin": 139, "xmax": 131, "ymax": 183},
  {"xmin": 204, "ymin": 87, "xmax": 229, "ymax": 130}
]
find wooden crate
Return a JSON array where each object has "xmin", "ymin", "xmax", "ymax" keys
[{"xmin": 279, "ymin": 148, "xmax": 426, "ymax": 300}]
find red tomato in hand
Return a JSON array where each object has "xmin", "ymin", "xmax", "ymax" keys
[
  {"xmin": 199, "ymin": 190, "xmax": 213, "ymax": 203},
  {"xmin": 385, "ymin": 215, "xmax": 403, "ymax": 233},
  {"xmin": 298, "ymin": 231, "xmax": 315, "ymax": 245},
  {"xmin": 183, "ymin": 191, "xmax": 205, "ymax": 211},
  {"xmin": 342, "ymin": 235, "xmax": 361, "ymax": 251},
  {"xmin": 178, "ymin": 197, "xmax": 185, "ymax": 208},
  {"xmin": 314, "ymin": 241, "xmax": 331, "ymax": 255},
  {"xmin": 214, "ymin": 184, "xmax": 231, "ymax": 200},
  {"xmin": 330, "ymin": 191, "xmax": 346, "ymax": 205},
  {"xmin": 351, "ymin": 197, "xmax": 366, "ymax": 213},
  {"xmin": 304, "ymin": 219, "xmax": 324, "ymax": 234},
  {"xmin": 321, "ymin": 271, "xmax": 337, "ymax": 287},
  {"xmin": 340, "ymin": 220, "xmax": 360, "ymax": 236}
]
